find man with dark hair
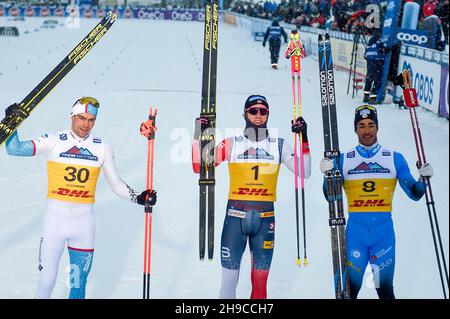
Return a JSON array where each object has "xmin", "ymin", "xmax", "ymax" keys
[{"xmin": 319, "ymin": 105, "xmax": 433, "ymax": 299}]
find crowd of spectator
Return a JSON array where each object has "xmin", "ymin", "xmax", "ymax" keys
[{"xmin": 230, "ymin": 0, "xmax": 448, "ymax": 42}]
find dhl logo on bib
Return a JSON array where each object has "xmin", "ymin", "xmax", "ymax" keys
[
  {"xmin": 344, "ymin": 178, "xmax": 397, "ymax": 212},
  {"xmin": 47, "ymin": 161, "xmax": 100, "ymax": 204},
  {"xmin": 228, "ymin": 162, "xmax": 280, "ymax": 201},
  {"xmin": 349, "ymin": 199, "xmax": 390, "ymax": 209}
]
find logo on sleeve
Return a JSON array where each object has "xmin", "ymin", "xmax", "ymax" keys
[
  {"xmin": 59, "ymin": 133, "xmax": 67, "ymax": 141},
  {"xmin": 60, "ymin": 146, "xmax": 98, "ymax": 161},
  {"xmin": 347, "ymin": 151, "xmax": 355, "ymax": 158}
]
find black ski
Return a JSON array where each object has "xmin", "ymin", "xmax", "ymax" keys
[
  {"xmin": 199, "ymin": 0, "xmax": 218, "ymax": 261},
  {"xmin": 0, "ymin": 12, "xmax": 117, "ymax": 147},
  {"xmin": 318, "ymin": 33, "xmax": 350, "ymax": 299}
]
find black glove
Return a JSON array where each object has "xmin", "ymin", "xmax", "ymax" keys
[
  {"xmin": 136, "ymin": 189, "xmax": 157, "ymax": 206},
  {"xmin": 194, "ymin": 116, "xmax": 209, "ymax": 140},
  {"xmin": 291, "ymin": 116, "xmax": 308, "ymax": 142},
  {"xmin": 5, "ymin": 103, "xmax": 21, "ymax": 118},
  {"xmin": 393, "ymin": 73, "xmax": 405, "ymax": 88},
  {"xmin": 263, "ymin": 41, "xmax": 266, "ymax": 47}
]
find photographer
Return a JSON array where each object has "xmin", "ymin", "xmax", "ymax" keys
[{"xmin": 363, "ymin": 29, "xmax": 388, "ymax": 104}]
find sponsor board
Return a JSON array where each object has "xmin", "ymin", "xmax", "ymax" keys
[
  {"xmin": 396, "ymin": 28, "xmax": 431, "ymax": 48},
  {"xmin": 399, "ymin": 55, "xmax": 441, "ymax": 114},
  {"xmin": 439, "ymin": 64, "xmax": 449, "ymax": 119},
  {"xmin": 0, "ymin": 26, "xmax": 19, "ymax": 36}
]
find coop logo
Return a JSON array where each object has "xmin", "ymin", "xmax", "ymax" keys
[
  {"xmin": 403, "ymin": 61, "xmax": 434, "ymax": 105},
  {"xmin": 138, "ymin": 10, "xmax": 165, "ymax": 20},
  {"xmin": 397, "ymin": 31, "xmax": 428, "ymax": 46},
  {"xmin": 172, "ymin": 11, "xmax": 193, "ymax": 21},
  {"xmin": 383, "ymin": 18, "xmax": 392, "ymax": 28}
]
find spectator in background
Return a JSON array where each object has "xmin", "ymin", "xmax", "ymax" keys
[
  {"xmin": 310, "ymin": 8, "xmax": 325, "ymax": 28},
  {"xmin": 436, "ymin": 0, "xmax": 449, "ymax": 44},
  {"xmin": 319, "ymin": 0, "xmax": 331, "ymax": 19},
  {"xmin": 262, "ymin": 19, "xmax": 288, "ymax": 69},
  {"xmin": 422, "ymin": 0, "xmax": 438, "ymax": 18},
  {"xmin": 363, "ymin": 29, "xmax": 388, "ymax": 104},
  {"xmin": 333, "ymin": 0, "xmax": 350, "ymax": 31}
]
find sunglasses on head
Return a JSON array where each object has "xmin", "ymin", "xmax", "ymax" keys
[
  {"xmin": 76, "ymin": 97, "xmax": 100, "ymax": 109},
  {"xmin": 246, "ymin": 107, "xmax": 269, "ymax": 116},
  {"xmin": 356, "ymin": 104, "xmax": 376, "ymax": 112}
]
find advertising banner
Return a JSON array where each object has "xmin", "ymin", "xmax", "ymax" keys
[
  {"xmin": 439, "ymin": 64, "xmax": 449, "ymax": 119},
  {"xmin": 398, "ymin": 55, "xmax": 441, "ymax": 114},
  {"xmin": 330, "ymin": 37, "xmax": 366, "ymax": 77},
  {"xmin": 377, "ymin": 0, "xmax": 401, "ymax": 103},
  {"xmin": 0, "ymin": 26, "xmax": 19, "ymax": 36},
  {"xmin": 396, "ymin": 28, "xmax": 431, "ymax": 48},
  {"xmin": 134, "ymin": 9, "xmax": 203, "ymax": 21}
]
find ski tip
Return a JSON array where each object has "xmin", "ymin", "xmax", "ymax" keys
[
  {"xmin": 318, "ymin": 34, "xmax": 323, "ymax": 41},
  {"xmin": 325, "ymin": 33, "xmax": 330, "ymax": 41}
]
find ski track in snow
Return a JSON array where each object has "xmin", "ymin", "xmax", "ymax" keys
[{"xmin": 0, "ymin": 17, "xmax": 448, "ymax": 299}]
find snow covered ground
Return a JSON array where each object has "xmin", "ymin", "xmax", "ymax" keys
[{"xmin": 0, "ymin": 16, "xmax": 448, "ymax": 299}]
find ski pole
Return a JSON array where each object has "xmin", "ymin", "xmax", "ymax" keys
[
  {"xmin": 297, "ymin": 70, "xmax": 308, "ymax": 267},
  {"xmin": 140, "ymin": 107, "xmax": 157, "ymax": 299},
  {"xmin": 402, "ymin": 70, "xmax": 449, "ymax": 299},
  {"xmin": 287, "ymin": 30, "xmax": 308, "ymax": 267},
  {"xmin": 291, "ymin": 66, "xmax": 301, "ymax": 268},
  {"xmin": 287, "ymin": 31, "xmax": 302, "ymax": 267}
]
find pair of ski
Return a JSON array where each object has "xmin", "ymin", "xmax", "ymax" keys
[
  {"xmin": 198, "ymin": 0, "xmax": 219, "ymax": 261},
  {"xmin": 318, "ymin": 33, "xmax": 350, "ymax": 299},
  {"xmin": 0, "ymin": 11, "xmax": 117, "ymax": 147}
]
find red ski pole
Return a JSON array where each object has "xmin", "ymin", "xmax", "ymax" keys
[
  {"xmin": 402, "ymin": 70, "xmax": 449, "ymax": 299},
  {"xmin": 140, "ymin": 107, "xmax": 157, "ymax": 299},
  {"xmin": 286, "ymin": 29, "xmax": 308, "ymax": 266}
]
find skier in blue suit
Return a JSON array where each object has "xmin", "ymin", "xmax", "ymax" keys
[
  {"xmin": 262, "ymin": 20, "xmax": 288, "ymax": 69},
  {"xmin": 319, "ymin": 105, "xmax": 433, "ymax": 299}
]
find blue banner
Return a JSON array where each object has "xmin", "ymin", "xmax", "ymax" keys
[
  {"xmin": 396, "ymin": 28, "xmax": 432, "ymax": 48},
  {"xmin": 376, "ymin": 0, "xmax": 401, "ymax": 103}
]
